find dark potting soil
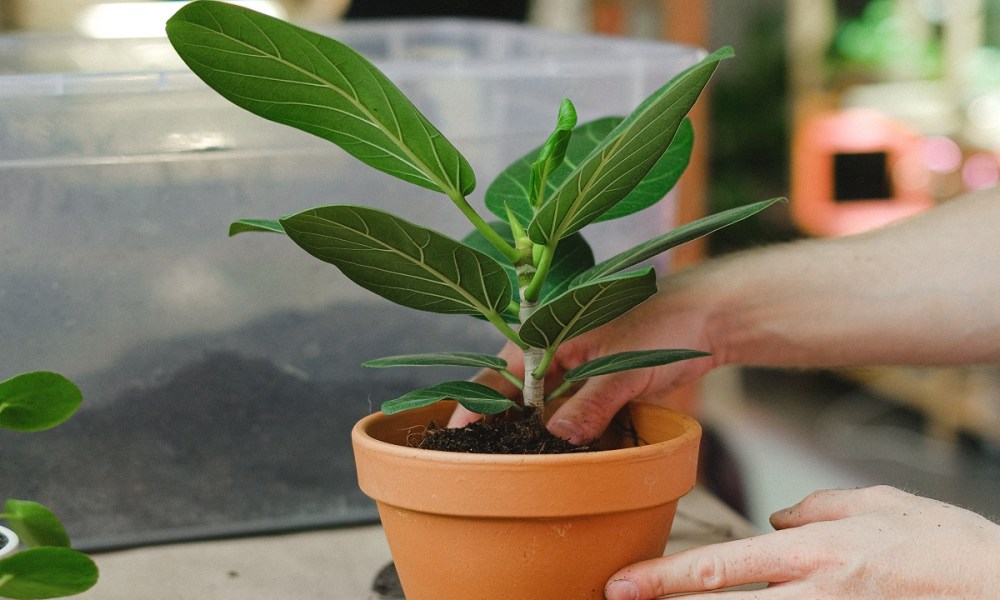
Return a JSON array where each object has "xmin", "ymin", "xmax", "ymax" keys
[{"xmin": 416, "ymin": 413, "xmax": 594, "ymax": 454}]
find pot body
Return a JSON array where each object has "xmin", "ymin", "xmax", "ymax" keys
[
  {"xmin": 0, "ymin": 525, "xmax": 19, "ymax": 559},
  {"xmin": 352, "ymin": 400, "xmax": 701, "ymax": 600}
]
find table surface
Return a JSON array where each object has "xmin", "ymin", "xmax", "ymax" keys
[{"xmin": 75, "ymin": 486, "xmax": 761, "ymax": 599}]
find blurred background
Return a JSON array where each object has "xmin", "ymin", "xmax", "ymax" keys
[{"xmin": 0, "ymin": 0, "xmax": 997, "ymax": 543}]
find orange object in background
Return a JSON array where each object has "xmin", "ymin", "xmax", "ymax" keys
[{"xmin": 791, "ymin": 109, "xmax": 934, "ymax": 237}]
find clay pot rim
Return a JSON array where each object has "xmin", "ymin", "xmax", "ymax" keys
[
  {"xmin": 352, "ymin": 402, "xmax": 701, "ymax": 464},
  {"xmin": 352, "ymin": 400, "xmax": 702, "ymax": 517}
]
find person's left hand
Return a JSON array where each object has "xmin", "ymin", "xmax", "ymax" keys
[{"xmin": 604, "ymin": 486, "xmax": 1000, "ymax": 599}]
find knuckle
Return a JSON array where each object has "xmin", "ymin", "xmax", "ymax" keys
[
  {"xmin": 690, "ymin": 554, "xmax": 730, "ymax": 590},
  {"xmin": 868, "ymin": 484, "xmax": 905, "ymax": 498}
]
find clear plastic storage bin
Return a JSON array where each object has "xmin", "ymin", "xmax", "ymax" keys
[{"xmin": 0, "ymin": 19, "xmax": 702, "ymax": 549}]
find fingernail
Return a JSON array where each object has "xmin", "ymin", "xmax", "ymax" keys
[
  {"xmin": 548, "ymin": 419, "xmax": 585, "ymax": 444},
  {"xmin": 605, "ymin": 578, "xmax": 638, "ymax": 600}
]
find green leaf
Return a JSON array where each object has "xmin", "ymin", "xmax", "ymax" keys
[
  {"xmin": 487, "ymin": 117, "xmax": 695, "ymax": 228},
  {"xmin": 0, "ymin": 373, "xmax": 82, "ymax": 433},
  {"xmin": 520, "ymin": 268, "xmax": 657, "ymax": 349},
  {"xmin": 528, "ymin": 47, "xmax": 734, "ymax": 245},
  {"xmin": 0, "ymin": 547, "xmax": 98, "ymax": 600},
  {"xmin": 485, "ymin": 117, "xmax": 621, "ymax": 226},
  {"xmin": 594, "ymin": 118, "xmax": 694, "ymax": 222},
  {"xmin": 166, "ymin": 1, "xmax": 475, "ymax": 197},
  {"xmin": 460, "ymin": 223, "xmax": 595, "ymax": 305},
  {"xmin": 563, "ymin": 349, "xmax": 711, "ymax": 381},
  {"xmin": 364, "ymin": 353, "xmax": 507, "ymax": 370},
  {"xmin": 576, "ymin": 197, "xmax": 783, "ymax": 283},
  {"xmin": 279, "ymin": 206, "xmax": 512, "ymax": 317},
  {"xmin": 529, "ymin": 99, "xmax": 577, "ymax": 207},
  {"xmin": 1, "ymin": 501, "xmax": 69, "ymax": 549},
  {"xmin": 229, "ymin": 219, "xmax": 284, "ymax": 236},
  {"xmin": 380, "ymin": 382, "xmax": 515, "ymax": 415}
]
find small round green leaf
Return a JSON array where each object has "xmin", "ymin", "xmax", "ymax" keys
[
  {"xmin": 0, "ymin": 547, "xmax": 98, "ymax": 599},
  {"xmin": 0, "ymin": 373, "xmax": 82, "ymax": 433},
  {"xmin": 1, "ymin": 501, "xmax": 69, "ymax": 549}
]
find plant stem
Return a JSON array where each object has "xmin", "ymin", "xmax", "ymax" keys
[
  {"xmin": 522, "ymin": 348, "xmax": 545, "ymax": 415},
  {"xmin": 523, "ymin": 244, "xmax": 555, "ymax": 302},
  {"xmin": 485, "ymin": 311, "xmax": 527, "ymax": 350},
  {"xmin": 499, "ymin": 369, "xmax": 525, "ymax": 390},
  {"xmin": 533, "ymin": 346, "xmax": 558, "ymax": 380},
  {"xmin": 518, "ymin": 298, "xmax": 546, "ymax": 416},
  {"xmin": 546, "ymin": 380, "xmax": 573, "ymax": 404},
  {"xmin": 449, "ymin": 192, "xmax": 519, "ymax": 262}
]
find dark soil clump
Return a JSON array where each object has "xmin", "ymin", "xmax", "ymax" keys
[{"xmin": 416, "ymin": 412, "xmax": 595, "ymax": 455}]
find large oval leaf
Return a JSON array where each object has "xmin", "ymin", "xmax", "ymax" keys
[
  {"xmin": 229, "ymin": 219, "xmax": 284, "ymax": 236},
  {"xmin": 575, "ymin": 197, "xmax": 783, "ymax": 284},
  {"xmin": 2, "ymin": 501, "xmax": 70, "ymax": 549},
  {"xmin": 485, "ymin": 117, "xmax": 620, "ymax": 226},
  {"xmin": 381, "ymin": 381, "xmax": 515, "ymax": 415},
  {"xmin": 364, "ymin": 352, "xmax": 508, "ymax": 371},
  {"xmin": 594, "ymin": 117, "xmax": 693, "ymax": 222},
  {"xmin": 280, "ymin": 206, "xmax": 511, "ymax": 318},
  {"xmin": 528, "ymin": 47, "xmax": 733, "ymax": 245},
  {"xmin": 563, "ymin": 349, "xmax": 711, "ymax": 381},
  {"xmin": 0, "ymin": 547, "xmax": 98, "ymax": 600},
  {"xmin": 487, "ymin": 118, "xmax": 693, "ymax": 227},
  {"xmin": 166, "ymin": 1, "xmax": 475, "ymax": 197},
  {"xmin": 519, "ymin": 268, "xmax": 657, "ymax": 349},
  {"xmin": 0, "ymin": 372, "xmax": 82, "ymax": 433}
]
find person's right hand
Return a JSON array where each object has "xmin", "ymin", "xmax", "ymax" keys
[
  {"xmin": 604, "ymin": 486, "xmax": 1000, "ymax": 599},
  {"xmin": 448, "ymin": 287, "xmax": 719, "ymax": 443}
]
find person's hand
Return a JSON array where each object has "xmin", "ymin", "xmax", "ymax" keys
[
  {"xmin": 448, "ymin": 287, "xmax": 719, "ymax": 443},
  {"xmin": 604, "ymin": 485, "xmax": 1000, "ymax": 599}
]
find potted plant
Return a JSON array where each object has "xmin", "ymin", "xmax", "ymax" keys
[
  {"xmin": 0, "ymin": 371, "xmax": 99, "ymax": 599},
  {"xmin": 166, "ymin": 2, "xmax": 778, "ymax": 598}
]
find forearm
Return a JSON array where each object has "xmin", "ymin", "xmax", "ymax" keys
[{"xmin": 668, "ymin": 188, "xmax": 1000, "ymax": 369}]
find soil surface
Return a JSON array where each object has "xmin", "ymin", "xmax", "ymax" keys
[{"xmin": 416, "ymin": 411, "xmax": 594, "ymax": 454}]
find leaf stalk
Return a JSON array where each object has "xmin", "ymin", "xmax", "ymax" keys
[{"xmin": 450, "ymin": 192, "xmax": 519, "ymax": 262}]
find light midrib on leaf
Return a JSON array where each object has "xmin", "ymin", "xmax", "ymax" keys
[
  {"xmin": 530, "ymin": 281, "xmax": 616, "ymax": 349},
  {"xmin": 183, "ymin": 20, "xmax": 459, "ymax": 197},
  {"xmin": 303, "ymin": 213, "xmax": 502, "ymax": 316},
  {"xmin": 542, "ymin": 94, "xmax": 679, "ymax": 242}
]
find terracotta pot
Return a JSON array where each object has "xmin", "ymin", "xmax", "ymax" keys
[{"xmin": 352, "ymin": 400, "xmax": 701, "ymax": 600}]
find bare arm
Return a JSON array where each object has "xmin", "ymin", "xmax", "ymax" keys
[
  {"xmin": 457, "ymin": 187, "xmax": 1000, "ymax": 443},
  {"xmin": 701, "ymin": 186, "xmax": 1000, "ymax": 368}
]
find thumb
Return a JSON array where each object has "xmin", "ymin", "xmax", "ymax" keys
[{"xmin": 545, "ymin": 370, "xmax": 650, "ymax": 445}]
